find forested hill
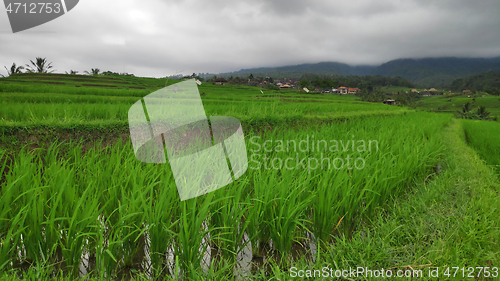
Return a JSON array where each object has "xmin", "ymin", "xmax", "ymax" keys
[
  {"xmin": 450, "ymin": 70, "xmax": 500, "ymax": 95},
  {"xmin": 219, "ymin": 57, "xmax": 500, "ymax": 88},
  {"xmin": 375, "ymin": 57, "xmax": 500, "ymax": 88}
]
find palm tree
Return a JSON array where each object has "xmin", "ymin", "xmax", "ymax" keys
[
  {"xmin": 84, "ymin": 68, "xmax": 100, "ymax": 76},
  {"xmin": 457, "ymin": 102, "xmax": 491, "ymax": 120},
  {"xmin": 3, "ymin": 63, "xmax": 24, "ymax": 76},
  {"xmin": 457, "ymin": 102, "xmax": 474, "ymax": 119},
  {"xmin": 476, "ymin": 106, "xmax": 490, "ymax": 120},
  {"xmin": 25, "ymin": 57, "xmax": 54, "ymax": 73}
]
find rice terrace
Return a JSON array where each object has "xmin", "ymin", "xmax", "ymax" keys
[{"xmin": 0, "ymin": 66, "xmax": 500, "ymax": 281}]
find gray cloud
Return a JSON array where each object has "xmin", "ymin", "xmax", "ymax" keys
[{"xmin": 0, "ymin": 0, "xmax": 499, "ymax": 77}]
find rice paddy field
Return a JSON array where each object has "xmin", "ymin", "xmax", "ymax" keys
[
  {"xmin": 415, "ymin": 94, "xmax": 500, "ymax": 118},
  {"xmin": 462, "ymin": 119, "xmax": 500, "ymax": 173},
  {"xmin": 0, "ymin": 74, "xmax": 499, "ymax": 280}
]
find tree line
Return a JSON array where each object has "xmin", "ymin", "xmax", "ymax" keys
[
  {"xmin": 450, "ymin": 71, "xmax": 500, "ymax": 95},
  {"xmin": 1, "ymin": 58, "xmax": 135, "ymax": 77}
]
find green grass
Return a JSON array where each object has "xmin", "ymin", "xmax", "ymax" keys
[
  {"xmin": 0, "ymin": 73, "xmax": 178, "ymax": 97},
  {"xmin": 0, "ymin": 112, "xmax": 451, "ymax": 279},
  {"xmin": 249, "ymin": 119, "xmax": 500, "ymax": 280},
  {"xmin": 462, "ymin": 119, "xmax": 500, "ymax": 173},
  {"xmin": 1, "ymin": 118, "xmax": 499, "ymax": 280},
  {"xmin": 0, "ymin": 73, "xmax": 498, "ymax": 280},
  {"xmin": 0, "ymin": 86, "xmax": 408, "ymax": 127},
  {"xmin": 415, "ymin": 94, "xmax": 500, "ymax": 117}
]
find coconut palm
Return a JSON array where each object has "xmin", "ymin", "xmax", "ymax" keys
[
  {"xmin": 457, "ymin": 102, "xmax": 491, "ymax": 120},
  {"xmin": 25, "ymin": 57, "xmax": 54, "ymax": 73},
  {"xmin": 476, "ymin": 106, "xmax": 490, "ymax": 120},
  {"xmin": 84, "ymin": 68, "xmax": 100, "ymax": 76},
  {"xmin": 3, "ymin": 63, "xmax": 24, "ymax": 76},
  {"xmin": 457, "ymin": 102, "xmax": 474, "ymax": 119}
]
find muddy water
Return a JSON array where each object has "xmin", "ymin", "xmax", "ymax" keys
[{"xmin": 77, "ymin": 229, "xmax": 317, "ymax": 279}]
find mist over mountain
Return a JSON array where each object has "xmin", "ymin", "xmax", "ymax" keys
[
  {"xmin": 219, "ymin": 57, "xmax": 500, "ymax": 88},
  {"xmin": 227, "ymin": 62, "xmax": 374, "ymax": 77}
]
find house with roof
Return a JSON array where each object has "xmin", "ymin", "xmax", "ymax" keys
[
  {"xmin": 338, "ymin": 87, "xmax": 348, "ymax": 94},
  {"xmin": 214, "ymin": 78, "xmax": 228, "ymax": 85},
  {"xmin": 348, "ymin": 88, "xmax": 360, "ymax": 94},
  {"xmin": 382, "ymin": 98, "xmax": 397, "ymax": 105},
  {"xmin": 463, "ymin": 89, "xmax": 471, "ymax": 94}
]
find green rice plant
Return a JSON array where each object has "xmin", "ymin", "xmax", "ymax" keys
[
  {"xmin": 208, "ymin": 182, "xmax": 253, "ymax": 274},
  {"xmin": 146, "ymin": 173, "xmax": 178, "ymax": 278},
  {"xmin": 0, "ymin": 92, "xmax": 139, "ymax": 104},
  {"xmin": 462, "ymin": 119, "xmax": 500, "ymax": 173},
  {"xmin": 173, "ymin": 193, "xmax": 218, "ymax": 279},
  {"xmin": 0, "ymin": 102, "xmax": 130, "ymax": 123},
  {"xmin": 310, "ymin": 171, "xmax": 348, "ymax": 247},
  {"xmin": 0, "ymin": 82, "xmax": 152, "ymax": 97},
  {"xmin": 265, "ymin": 169, "xmax": 314, "ymax": 265},
  {"xmin": 0, "ymin": 103, "xmax": 453, "ymax": 279},
  {"xmin": 7, "ymin": 151, "xmax": 48, "ymax": 267},
  {"xmin": 244, "ymin": 168, "xmax": 279, "ymax": 257},
  {"xmin": 54, "ymin": 177, "xmax": 99, "ymax": 278}
]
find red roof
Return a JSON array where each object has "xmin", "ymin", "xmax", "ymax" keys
[
  {"xmin": 348, "ymin": 88, "xmax": 359, "ymax": 91},
  {"xmin": 339, "ymin": 87, "xmax": 347, "ymax": 89}
]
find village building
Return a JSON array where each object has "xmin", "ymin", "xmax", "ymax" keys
[
  {"xmin": 214, "ymin": 78, "xmax": 228, "ymax": 85},
  {"xmin": 338, "ymin": 87, "xmax": 359, "ymax": 94},
  {"xmin": 463, "ymin": 89, "xmax": 471, "ymax": 94},
  {"xmin": 382, "ymin": 98, "xmax": 397, "ymax": 105},
  {"xmin": 348, "ymin": 88, "xmax": 360, "ymax": 94}
]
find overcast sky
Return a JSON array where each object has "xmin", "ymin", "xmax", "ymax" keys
[{"xmin": 1, "ymin": 0, "xmax": 499, "ymax": 77}]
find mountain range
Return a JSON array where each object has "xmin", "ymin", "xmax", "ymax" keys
[{"xmin": 219, "ymin": 57, "xmax": 500, "ymax": 88}]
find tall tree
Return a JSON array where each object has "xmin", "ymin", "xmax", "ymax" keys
[
  {"xmin": 84, "ymin": 68, "xmax": 100, "ymax": 76},
  {"xmin": 299, "ymin": 79, "xmax": 309, "ymax": 88},
  {"xmin": 25, "ymin": 57, "xmax": 54, "ymax": 73},
  {"xmin": 3, "ymin": 63, "xmax": 24, "ymax": 76}
]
